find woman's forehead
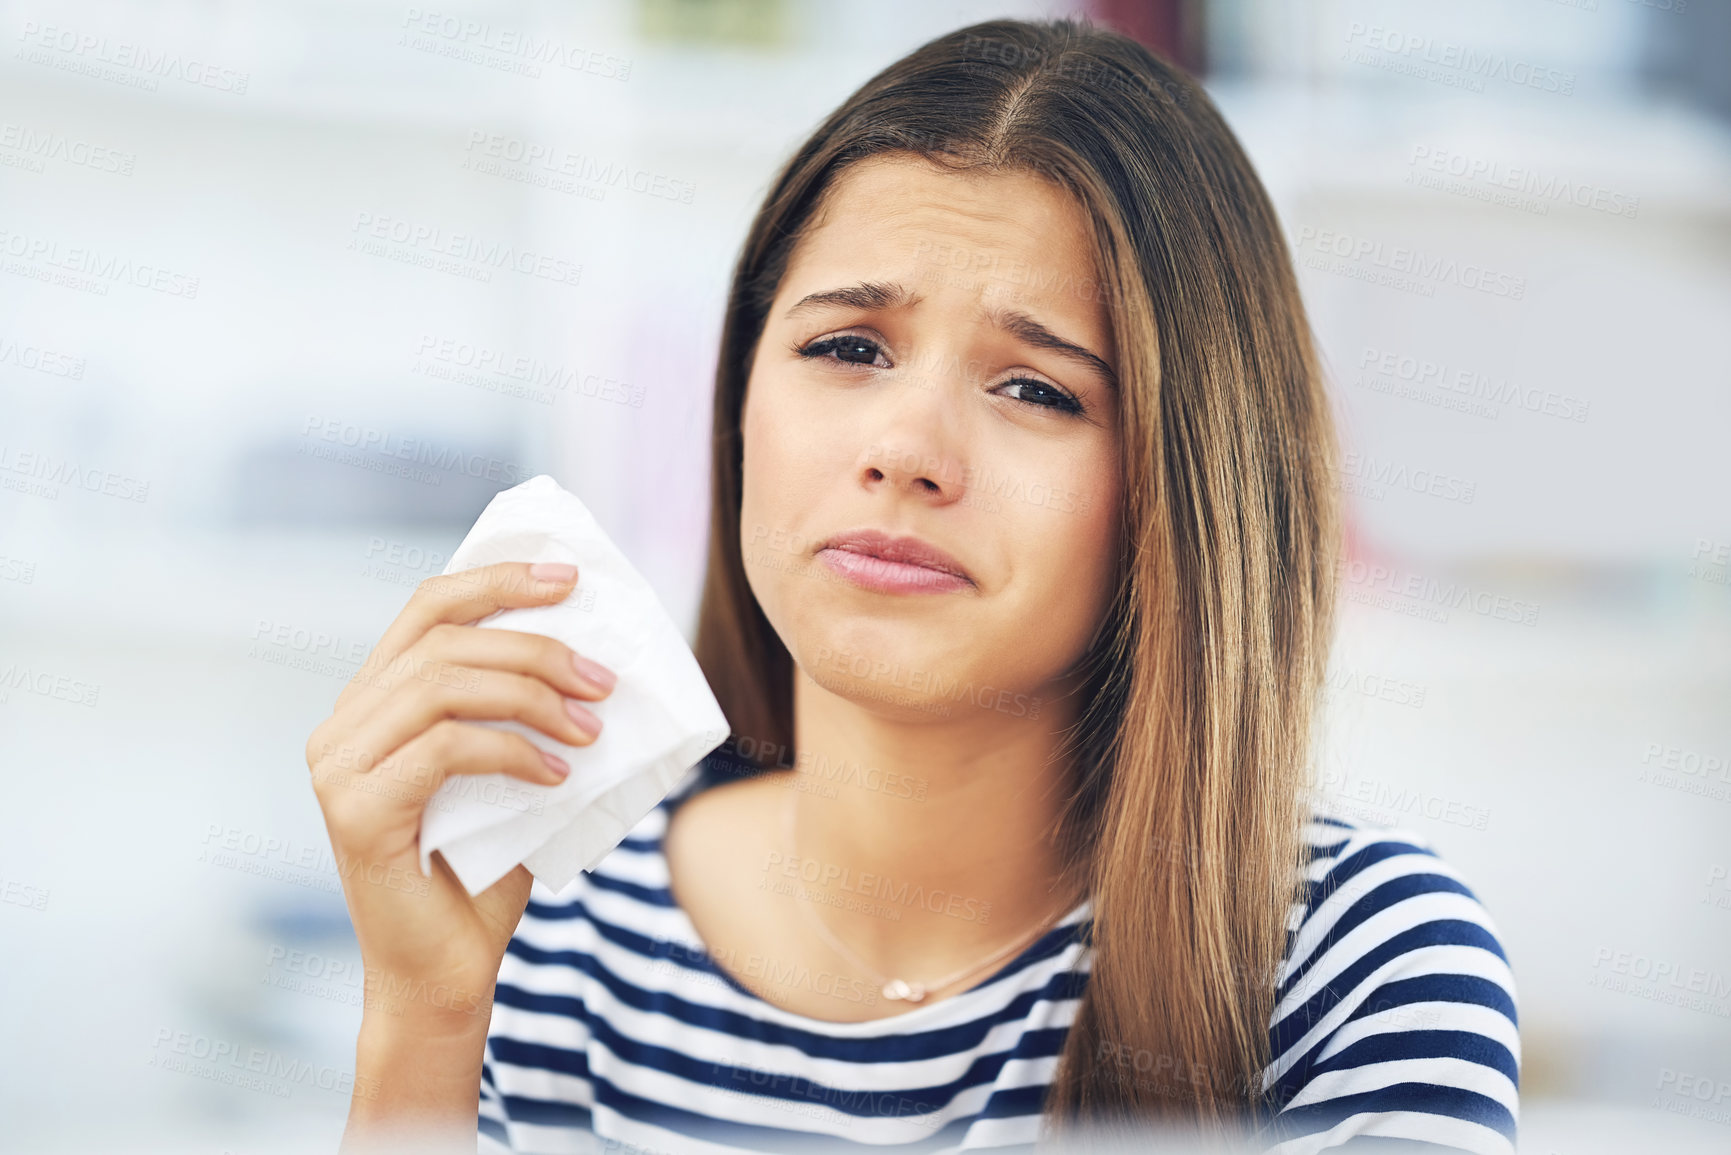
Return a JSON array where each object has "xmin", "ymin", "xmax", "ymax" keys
[
  {"xmin": 781, "ymin": 155, "xmax": 1109, "ymax": 339},
  {"xmin": 805, "ymin": 155, "xmax": 1088, "ymax": 260}
]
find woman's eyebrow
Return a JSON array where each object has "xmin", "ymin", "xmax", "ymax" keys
[
  {"xmin": 783, "ymin": 280, "xmax": 921, "ymax": 318},
  {"xmin": 783, "ymin": 279, "xmax": 1117, "ymax": 389},
  {"xmin": 985, "ymin": 305, "xmax": 1118, "ymax": 390}
]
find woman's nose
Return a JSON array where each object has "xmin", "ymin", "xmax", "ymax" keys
[
  {"xmin": 857, "ymin": 440, "xmax": 967, "ymax": 502},
  {"xmin": 848, "ymin": 357, "xmax": 975, "ymax": 502},
  {"xmin": 863, "ymin": 443, "xmax": 943, "ymax": 494}
]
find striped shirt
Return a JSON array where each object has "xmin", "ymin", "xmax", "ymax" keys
[{"xmin": 477, "ymin": 763, "xmax": 1519, "ymax": 1154}]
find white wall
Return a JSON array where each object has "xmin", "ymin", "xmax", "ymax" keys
[{"xmin": 1, "ymin": 0, "xmax": 1727, "ymax": 1151}]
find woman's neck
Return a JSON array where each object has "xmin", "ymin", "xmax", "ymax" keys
[{"xmin": 778, "ymin": 666, "xmax": 1086, "ymax": 976}]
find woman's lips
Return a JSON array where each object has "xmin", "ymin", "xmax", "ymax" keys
[
  {"xmin": 813, "ymin": 531, "xmax": 974, "ymax": 594},
  {"xmin": 816, "ymin": 547, "xmax": 973, "ymax": 593}
]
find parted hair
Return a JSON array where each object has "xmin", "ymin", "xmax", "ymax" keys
[{"xmin": 691, "ymin": 16, "xmax": 1340, "ymax": 1142}]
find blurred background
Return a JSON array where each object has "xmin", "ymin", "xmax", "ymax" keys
[{"xmin": 1, "ymin": 0, "xmax": 1727, "ymax": 1151}]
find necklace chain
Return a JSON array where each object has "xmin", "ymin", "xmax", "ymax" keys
[{"xmin": 779, "ymin": 787, "xmax": 1078, "ymax": 1003}]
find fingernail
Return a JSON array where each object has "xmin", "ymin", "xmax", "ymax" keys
[
  {"xmin": 530, "ymin": 562, "xmax": 578, "ymax": 584},
  {"xmin": 572, "ymin": 654, "xmax": 617, "ymax": 693},
  {"xmin": 540, "ymin": 750, "xmax": 570, "ymax": 779},
  {"xmin": 565, "ymin": 699, "xmax": 603, "ymax": 739}
]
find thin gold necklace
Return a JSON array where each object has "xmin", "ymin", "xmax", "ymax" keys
[{"xmin": 779, "ymin": 788, "xmax": 1080, "ymax": 1003}]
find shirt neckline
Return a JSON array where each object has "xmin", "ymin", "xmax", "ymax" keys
[{"xmin": 652, "ymin": 779, "xmax": 1094, "ymax": 1038}]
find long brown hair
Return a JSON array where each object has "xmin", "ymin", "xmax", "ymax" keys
[{"xmin": 691, "ymin": 16, "xmax": 1339, "ymax": 1142}]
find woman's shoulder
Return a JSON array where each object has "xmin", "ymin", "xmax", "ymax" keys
[
  {"xmin": 1286, "ymin": 797, "xmax": 1513, "ymax": 967},
  {"xmin": 1281, "ymin": 796, "xmax": 1518, "ymax": 1021},
  {"xmin": 1261, "ymin": 798, "xmax": 1521, "ymax": 1154}
]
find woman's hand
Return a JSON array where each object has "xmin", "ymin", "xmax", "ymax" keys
[{"xmin": 304, "ymin": 561, "xmax": 613, "ymax": 1147}]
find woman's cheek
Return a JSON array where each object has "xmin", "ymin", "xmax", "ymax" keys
[
  {"xmin": 737, "ymin": 386, "xmax": 815, "ymax": 629},
  {"xmin": 1003, "ymin": 454, "xmax": 1121, "ymax": 668}
]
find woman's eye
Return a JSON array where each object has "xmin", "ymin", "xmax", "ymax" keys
[
  {"xmin": 998, "ymin": 376, "xmax": 1083, "ymax": 415},
  {"xmin": 794, "ymin": 338, "xmax": 1082, "ymax": 416},
  {"xmin": 798, "ymin": 335, "xmax": 887, "ymax": 367}
]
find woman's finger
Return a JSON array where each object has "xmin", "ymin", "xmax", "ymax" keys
[
  {"xmin": 383, "ymin": 561, "xmax": 580, "ymax": 658},
  {"xmin": 408, "ymin": 622, "xmax": 616, "ymax": 701},
  {"xmin": 312, "ymin": 666, "xmax": 601, "ymax": 792},
  {"xmin": 333, "ymin": 562, "xmax": 581, "ymax": 716},
  {"xmin": 311, "ymin": 719, "xmax": 568, "ymax": 816}
]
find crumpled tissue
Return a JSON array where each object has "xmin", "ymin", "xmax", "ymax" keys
[{"xmin": 416, "ymin": 474, "xmax": 730, "ymax": 896}]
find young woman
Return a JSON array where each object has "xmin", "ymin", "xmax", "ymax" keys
[{"xmin": 307, "ymin": 18, "xmax": 1519, "ymax": 1155}]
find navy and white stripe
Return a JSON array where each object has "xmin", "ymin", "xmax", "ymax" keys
[{"xmin": 477, "ymin": 771, "xmax": 1518, "ymax": 1154}]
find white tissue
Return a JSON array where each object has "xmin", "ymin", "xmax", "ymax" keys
[{"xmin": 417, "ymin": 474, "xmax": 730, "ymax": 897}]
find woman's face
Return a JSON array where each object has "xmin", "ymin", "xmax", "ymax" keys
[{"xmin": 739, "ymin": 152, "xmax": 1123, "ymax": 723}]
